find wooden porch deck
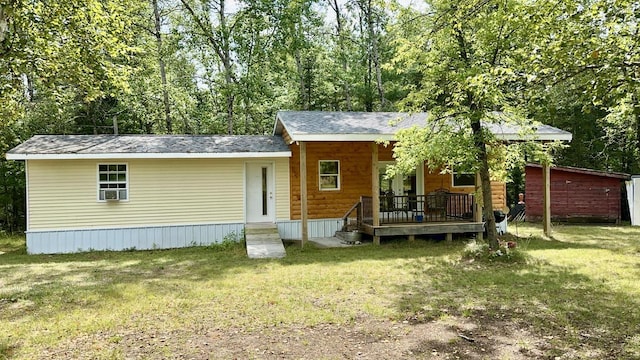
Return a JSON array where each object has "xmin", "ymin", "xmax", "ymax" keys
[
  {"xmin": 341, "ymin": 193, "xmax": 484, "ymax": 242},
  {"xmin": 360, "ymin": 221, "xmax": 484, "ymax": 239}
]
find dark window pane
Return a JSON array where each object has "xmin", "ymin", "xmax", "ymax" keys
[
  {"xmin": 118, "ymin": 165, "xmax": 126, "ymax": 172},
  {"xmin": 454, "ymin": 173, "xmax": 475, "ymax": 187},
  {"xmin": 108, "ymin": 165, "xmax": 117, "ymax": 172},
  {"xmin": 99, "ymin": 165, "xmax": 107, "ymax": 171},
  {"xmin": 320, "ymin": 161, "xmax": 338, "ymax": 175}
]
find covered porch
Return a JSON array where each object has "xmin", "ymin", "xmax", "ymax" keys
[
  {"xmin": 274, "ymin": 111, "xmax": 570, "ymax": 246},
  {"xmin": 340, "ymin": 191, "xmax": 484, "ymax": 243}
]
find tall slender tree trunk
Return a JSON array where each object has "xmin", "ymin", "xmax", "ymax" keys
[
  {"xmin": 180, "ymin": 0, "xmax": 235, "ymax": 134},
  {"xmin": 329, "ymin": 0, "xmax": 352, "ymax": 110},
  {"xmin": 218, "ymin": 0, "xmax": 234, "ymax": 134},
  {"xmin": 295, "ymin": 49, "xmax": 309, "ymax": 110},
  {"xmin": 362, "ymin": 0, "xmax": 384, "ymax": 108},
  {"xmin": 152, "ymin": 0, "xmax": 172, "ymax": 134}
]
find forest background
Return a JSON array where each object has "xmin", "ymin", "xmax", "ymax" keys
[{"xmin": 1, "ymin": 0, "xmax": 638, "ymax": 232}]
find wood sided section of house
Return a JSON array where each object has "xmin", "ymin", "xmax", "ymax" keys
[{"xmin": 5, "ymin": 111, "xmax": 572, "ymax": 255}]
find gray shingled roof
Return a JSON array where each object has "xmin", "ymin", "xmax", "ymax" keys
[
  {"xmin": 275, "ymin": 111, "xmax": 572, "ymax": 142},
  {"xmin": 7, "ymin": 135, "xmax": 290, "ymax": 158},
  {"xmin": 275, "ymin": 111, "xmax": 427, "ymax": 135}
]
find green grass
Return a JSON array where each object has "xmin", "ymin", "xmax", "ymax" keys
[{"xmin": 1, "ymin": 224, "xmax": 639, "ymax": 359}]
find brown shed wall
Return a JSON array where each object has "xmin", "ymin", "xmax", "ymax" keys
[{"xmin": 525, "ymin": 166, "xmax": 623, "ymax": 222}]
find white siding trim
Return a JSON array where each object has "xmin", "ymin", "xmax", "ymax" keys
[
  {"xmin": 26, "ymin": 220, "xmax": 245, "ymax": 233},
  {"xmin": 7, "ymin": 152, "xmax": 292, "ymax": 161},
  {"xmin": 284, "ymin": 133, "xmax": 572, "ymax": 143},
  {"xmin": 26, "ymin": 223, "xmax": 245, "ymax": 254},
  {"xmin": 25, "ymin": 160, "xmax": 30, "ymax": 231},
  {"xmin": 289, "ymin": 134, "xmax": 395, "ymax": 142},
  {"xmin": 277, "ymin": 219, "xmax": 343, "ymax": 239}
]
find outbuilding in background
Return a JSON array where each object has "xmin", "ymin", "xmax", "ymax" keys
[{"xmin": 525, "ymin": 164, "xmax": 630, "ymax": 224}]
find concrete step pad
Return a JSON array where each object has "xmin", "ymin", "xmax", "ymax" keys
[{"xmin": 245, "ymin": 224, "xmax": 285, "ymax": 259}]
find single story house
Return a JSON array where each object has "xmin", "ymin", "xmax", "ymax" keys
[
  {"xmin": 526, "ymin": 164, "xmax": 630, "ymax": 223},
  {"xmin": 6, "ymin": 111, "xmax": 572, "ymax": 254}
]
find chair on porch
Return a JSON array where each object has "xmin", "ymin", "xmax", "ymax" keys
[
  {"xmin": 380, "ymin": 190, "xmax": 409, "ymax": 222},
  {"xmin": 425, "ymin": 190, "xmax": 448, "ymax": 221}
]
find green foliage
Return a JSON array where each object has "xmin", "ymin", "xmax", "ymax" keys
[
  {"xmin": 461, "ymin": 240, "xmax": 530, "ymax": 264},
  {"xmin": 2, "ymin": 0, "xmax": 640, "ymax": 230},
  {"xmin": 208, "ymin": 230, "xmax": 245, "ymax": 252}
]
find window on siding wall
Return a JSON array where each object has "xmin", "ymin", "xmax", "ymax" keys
[
  {"xmin": 452, "ymin": 169, "xmax": 475, "ymax": 187},
  {"xmin": 319, "ymin": 160, "xmax": 340, "ymax": 190},
  {"xmin": 98, "ymin": 164, "xmax": 128, "ymax": 201}
]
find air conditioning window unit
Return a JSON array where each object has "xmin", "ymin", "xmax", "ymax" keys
[{"xmin": 104, "ymin": 189, "xmax": 120, "ymax": 201}]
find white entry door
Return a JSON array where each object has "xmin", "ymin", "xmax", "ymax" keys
[{"xmin": 246, "ymin": 162, "xmax": 275, "ymax": 223}]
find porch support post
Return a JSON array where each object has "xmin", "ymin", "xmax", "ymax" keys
[
  {"xmin": 474, "ymin": 172, "xmax": 483, "ymax": 241},
  {"xmin": 371, "ymin": 143, "xmax": 380, "ymax": 245},
  {"xmin": 543, "ymin": 162, "xmax": 552, "ymax": 237},
  {"xmin": 300, "ymin": 141, "xmax": 308, "ymax": 248}
]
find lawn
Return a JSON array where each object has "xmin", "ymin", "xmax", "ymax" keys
[{"xmin": 1, "ymin": 223, "xmax": 639, "ymax": 359}]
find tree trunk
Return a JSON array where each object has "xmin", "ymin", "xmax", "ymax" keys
[
  {"xmin": 179, "ymin": 0, "xmax": 235, "ymax": 134},
  {"xmin": 218, "ymin": 0, "xmax": 234, "ymax": 134},
  {"xmin": 470, "ymin": 112, "xmax": 498, "ymax": 248},
  {"xmin": 329, "ymin": 0, "xmax": 352, "ymax": 110},
  {"xmin": 152, "ymin": 0, "xmax": 172, "ymax": 134},
  {"xmin": 363, "ymin": 0, "xmax": 384, "ymax": 108},
  {"xmin": 294, "ymin": 49, "xmax": 309, "ymax": 110}
]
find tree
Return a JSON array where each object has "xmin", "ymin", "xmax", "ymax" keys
[
  {"xmin": 0, "ymin": 0, "xmax": 142, "ymax": 231},
  {"xmin": 530, "ymin": 0, "xmax": 640, "ymax": 173},
  {"xmin": 388, "ymin": 0, "xmax": 555, "ymax": 248}
]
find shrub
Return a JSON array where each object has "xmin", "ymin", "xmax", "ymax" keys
[{"xmin": 461, "ymin": 240, "xmax": 529, "ymax": 264}]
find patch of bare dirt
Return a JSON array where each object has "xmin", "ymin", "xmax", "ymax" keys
[{"xmin": 37, "ymin": 315, "xmax": 549, "ymax": 359}]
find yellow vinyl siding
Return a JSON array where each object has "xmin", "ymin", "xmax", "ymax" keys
[
  {"xmin": 27, "ymin": 159, "xmax": 251, "ymax": 230},
  {"xmin": 274, "ymin": 158, "xmax": 290, "ymax": 220}
]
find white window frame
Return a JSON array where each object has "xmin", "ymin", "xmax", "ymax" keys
[
  {"xmin": 452, "ymin": 168, "xmax": 475, "ymax": 187},
  {"xmin": 318, "ymin": 160, "xmax": 340, "ymax": 191},
  {"xmin": 97, "ymin": 163, "xmax": 129, "ymax": 202}
]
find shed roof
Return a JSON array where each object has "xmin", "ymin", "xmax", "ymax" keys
[
  {"xmin": 274, "ymin": 111, "xmax": 572, "ymax": 142},
  {"xmin": 6, "ymin": 135, "xmax": 291, "ymax": 160},
  {"xmin": 526, "ymin": 164, "xmax": 631, "ymax": 180}
]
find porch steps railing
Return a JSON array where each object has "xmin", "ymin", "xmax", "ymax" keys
[{"xmin": 340, "ymin": 198, "xmax": 363, "ymax": 232}]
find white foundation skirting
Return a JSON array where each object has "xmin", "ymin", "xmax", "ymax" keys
[{"xmin": 26, "ymin": 223, "xmax": 245, "ymax": 254}]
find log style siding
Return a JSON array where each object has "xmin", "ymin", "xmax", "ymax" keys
[
  {"xmin": 289, "ymin": 142, "xmax": 506, "ymax": 220},
  {"xmin": 526, "ymin": 165, "xmax": 625, "ymax": 223},
  {"xmin": 289, "ymin": 142, "xmax": 381, "ymax": 219},
  {"xmin": 27, "ymin": 158, "xmax": 290, "ymax": 230},
  {"xmin": 424, "ymin": 170, "xmax": 506, "ymax": 210}
]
